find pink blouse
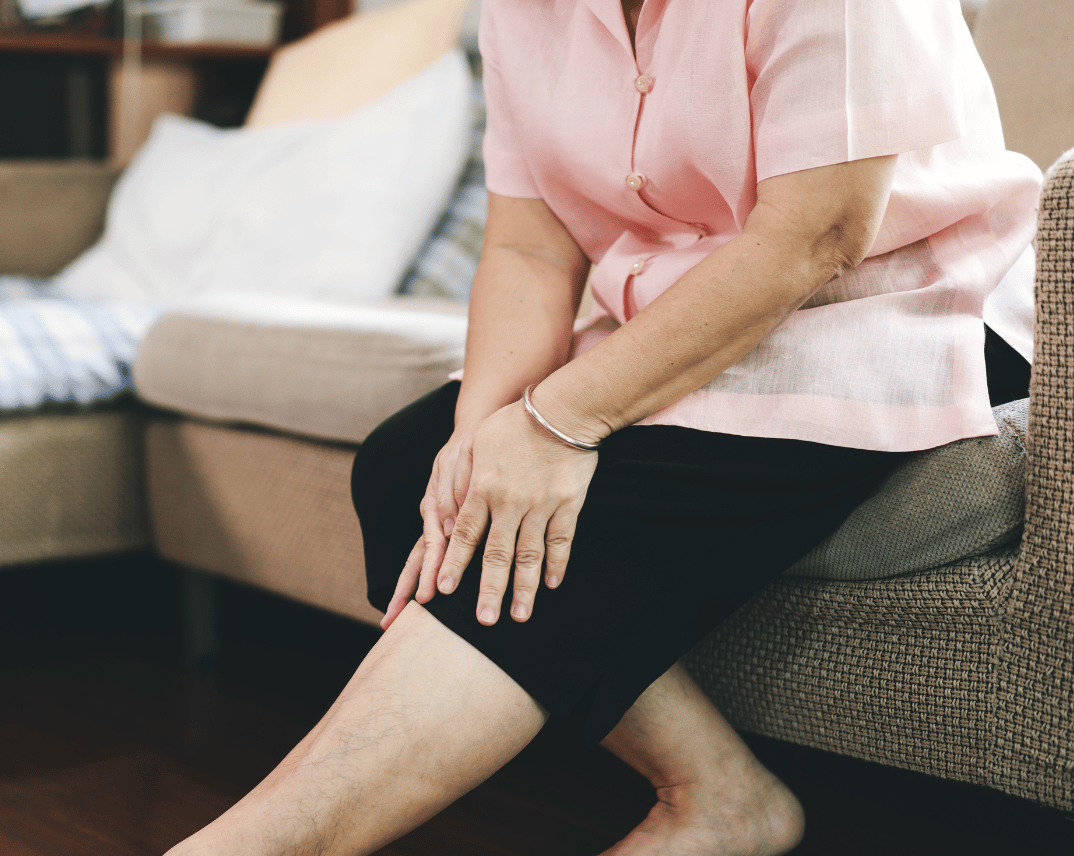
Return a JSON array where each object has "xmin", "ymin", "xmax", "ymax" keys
[{"xmin": 478, "ymin": 0, "xmax": 1043, "ymax": 452}]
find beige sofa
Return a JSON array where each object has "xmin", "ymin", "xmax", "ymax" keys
[
  {"xmin": 1, "ymin": 0, "xmax": 1071, "ymax": 813},
  {"xmin": 0, "ymin": 160, "xmax": 144, "ymax": 568}
]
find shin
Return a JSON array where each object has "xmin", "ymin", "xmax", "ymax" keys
[{"xmin": 166, "ymin": 601, "xmax": 548, "ymax": 856}]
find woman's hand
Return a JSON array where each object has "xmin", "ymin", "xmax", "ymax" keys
[
  {"xmin": 436, "ymin": 400, "xmax": 599, "ymax": 625},
  {"xmin": 380, "ymin": 427, "xmax": 476, "ymax": 630}
]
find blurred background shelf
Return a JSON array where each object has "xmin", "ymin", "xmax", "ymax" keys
[
  {"xmin": 0, "ymin": 31, "xmax": 275, "ymax": 58},
  {"xmin": 0, "ymin": 0, "xmax": 352, "ymax": 161}
]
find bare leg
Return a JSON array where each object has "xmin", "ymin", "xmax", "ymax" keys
[
  {"xmin": 599, "ymin": 664, "xmax": 805, "ymax": 856},
  {"xmin": 166, "ymin": 604, "xmax": 799, "ymax": 856},
  {"xmin": 165, "ymin": 601, "xmax": 548, "ymax": 856}
]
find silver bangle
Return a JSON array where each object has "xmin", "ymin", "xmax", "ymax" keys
[{"xmin": 522, "ymin": 384, "xmax": 601, "ymax": 452}]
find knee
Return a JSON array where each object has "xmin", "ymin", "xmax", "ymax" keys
[
  {"xmin": 350, "ymin": 382, "xmax": 460, "ymax": 519},
  {"xmin": 351, "ymin": 422, "xmax": 400, "ymax": 521}
]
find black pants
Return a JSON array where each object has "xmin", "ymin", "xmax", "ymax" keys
[{"xmin": 351, "ymin": 327, "xmax": 1030, "ymax": 744}]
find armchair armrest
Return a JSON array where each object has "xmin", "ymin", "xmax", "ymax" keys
[
  {"xmin": 0, "ymin": 160, "xmax": 121, "ymax": 277},
  {"xmin": 996, "ymin": 147, "xmax": 1074, "ymax": 806}
]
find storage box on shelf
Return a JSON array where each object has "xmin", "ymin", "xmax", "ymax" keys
[{"xmin": 132, "ymin": 0, "xmax": 284, "ymax": 47}]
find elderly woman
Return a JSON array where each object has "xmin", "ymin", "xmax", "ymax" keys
[{"xmin": 168, "ymin": 0, "xmax": 1040, "ymax": 854}]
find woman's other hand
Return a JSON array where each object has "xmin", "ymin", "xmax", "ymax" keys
[
  {"xmin": 438, "ymin": 400, "xmax": 599, "ymax": 626},
  {"xmin": 380, "ymin": 428, "xmax": 475, "ymax": 630}
]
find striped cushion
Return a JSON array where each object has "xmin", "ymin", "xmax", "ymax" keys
[
  {"xmin": 398, "ymin": 60, "xmax": 487, "ymax": 303},
  {"xmin": 0, "ymin": 277, "xmax": 161, "ymax": 411}
]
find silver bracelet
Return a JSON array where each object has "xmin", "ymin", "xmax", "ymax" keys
[{"xmin": 522, "ymin": 384, "xmax": 601, "ymax": 452}]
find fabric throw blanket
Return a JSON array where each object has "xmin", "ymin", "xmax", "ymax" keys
[{"xmin": 0, "ymin": 276, "xmax": 161, "ymax": 411}]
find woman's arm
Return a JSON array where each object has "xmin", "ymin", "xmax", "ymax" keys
[
  {"xmin": 434, "ymin": 154, "xmax": 899, "ymax": 625},
  {"xmin": 453, "ymin": 193, "xmax": 591, "ymax": 432},
  {"xmin": 531, "ymin": 154, "xmax": 899, "ymax": 443}
]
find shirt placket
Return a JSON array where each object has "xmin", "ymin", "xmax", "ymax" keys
[
  {"xmin": 623, "ymin": 68, "xmax": 655, "ymax": 317},
  {"xmin": 622, "ymin": 39, "xmax": 709, "ymax": 318}
]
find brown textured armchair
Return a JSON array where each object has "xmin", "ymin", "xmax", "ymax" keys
[{"xmin": 684, "ymin": 150, "xmax": 1074, "ymax": 812}]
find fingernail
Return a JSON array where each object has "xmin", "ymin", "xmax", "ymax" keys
[
  {"xmin": 443, "ymin": 518, "xmax": 454, "ymax": 537},
  {"xmin": 511, "ymin": 603, "xmax": 530, "ymax": 621},
  {"xmin": 439, "ymin": 576, "xmax": 456, "ymax": 594},
  {"xmin": 479, "ymin": 606, "xmax": 496, "ymax": 624},
  {"xmin": 547, "ymin": 575, "xmax": 560, "ymax": 589}
]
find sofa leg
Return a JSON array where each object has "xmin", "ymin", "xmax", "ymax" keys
[{"xmin": 180, "ymin": 568, "xmax": 221, "ymax": 665}]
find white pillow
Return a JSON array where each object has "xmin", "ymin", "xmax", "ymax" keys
[{"xmin": 54, "ymin": 49, "xmax": 472, "ymax": 306}]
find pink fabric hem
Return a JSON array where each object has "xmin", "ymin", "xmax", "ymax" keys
[
  {"xmin": 636, "ymin": 390, "xmax": 999, "ymax": 453},
  {"xmin": 445, "ymin": 365, "xmax": 999, "ymax": 452}
]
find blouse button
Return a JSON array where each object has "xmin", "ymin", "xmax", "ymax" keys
[
  {"xmin": 631, "ymin": 258, "xmax": 646, "ymax": 274},
  {"xmin": 634, "ymin": 75, "xmax": 653, "ymax": 94},
  {"xmin": 625, "ymin": 173, "xmax": 646, "ymax": 191}
]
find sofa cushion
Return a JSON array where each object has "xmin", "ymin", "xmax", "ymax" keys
[
  {"xmin": 786, "ymin": 397, "xmax": 1028, "ymax": 580},
  {"xmin": 0, "ymin": 160, "xmax": 121, "ymax": 279},
  {"xmin": 134, "ymin": 293, "xmax": 467, "ymax": 444},
  {"xmin": 53, "ymin": 50, "xmax": 472, "ymax": 307}
]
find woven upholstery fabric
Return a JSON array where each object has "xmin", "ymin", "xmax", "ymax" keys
[
  {"xmin": 145, "ymin": 416, "xmax": 382, "ymax": 627},
  {"xmin": 994, "ymin": 148, "xmax": 1074, "ymax": 809},
  {"xmin": 0, "ymin": 409, "xmax": 150, "ymax": 567},
  {"xmin": 682, "ymin": 147, "xmax": 1074, "ymax": 813},
  {"xmin": 786, "ymin": 398, "xmax": 1028, "ymax": 580},
  {"xmin": 135, "ymin": 296, "xmax": 466, "ymax": 444},
  {"xmin": 684, "ymin": 546, "xmax": 1017, "ymax": 786},
  {"xmin": 0, "ymin": 160, "xmax": 120, "ymax": 278}
]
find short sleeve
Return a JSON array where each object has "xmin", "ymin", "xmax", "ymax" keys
[
  {"xmin": 478, "ymin": 1, "xmax": 542, "ymax": 199},
  {"xmin": 746, "ymin": 0, "xmax": 969, "ymax": 182}
]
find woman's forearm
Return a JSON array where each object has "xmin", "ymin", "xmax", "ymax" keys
[
  {"xmin": 532, "ymin": 156, "xmax": 898, "ymax": 443},
  {"xmin": 454, "ymin": 244, "xmax": 587, "ymax": 431},
  {"xmin": 452, "ymin": 193, "xmax": 590, "ymax": 432},
  {"xmin": 533, "ymin": 231, "xmax": 827, "ymax": 442}
]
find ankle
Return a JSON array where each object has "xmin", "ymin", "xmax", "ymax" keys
[{"xmin": 652, "ymin": 765, "xmax": 805, "ymax": 855}]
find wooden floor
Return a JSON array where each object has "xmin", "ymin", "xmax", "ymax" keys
[{"xmin": 1, "ymin": 556, "xmax": 1072, "ymax": 856}]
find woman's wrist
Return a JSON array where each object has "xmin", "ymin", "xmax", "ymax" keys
[
  {"xmin": 522, "ymin": 385, "xmax": 601, "ymax": 451},
  {"xmin": 454, "ymin": 376, "xmax": 544, "ymax": 436},
  {"xmin": 527, "ymin": 377, "xmax": 613, "ymax": 448}
]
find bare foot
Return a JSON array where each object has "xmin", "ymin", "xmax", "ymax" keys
[{"xmin": 600, "ymin": 757, "xmax": 805, "ymax": 856}]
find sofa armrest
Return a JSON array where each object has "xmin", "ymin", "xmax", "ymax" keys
[
  {"xmin": 995, "ymin": 146, "xmax": 1074, "ymax": 806},
  {"xmin": 135, "ymin": 293, "xmax": 468, "ymax": 444},
  {"xmin": 0, "ymin": 160, "xmax": 121, "ymax": 277}
]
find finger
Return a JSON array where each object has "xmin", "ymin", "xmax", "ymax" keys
[
  {"xmin": 382, "ymin": 537, "xmax": 425, "ymax": 630},
  {"xmin": 476, "ymin": 512, "xmax": 524, "ymax": 626},
  {"xmin": 543, "ymin": 506, "xmax": 580, "ymax": 590},
  {"xmin": 436, "ymin": 473, "xmax": 460, "ymax": 539},
  {"xmin": 438, "ymin": 499, "xmax": 490, "ymax": 596},
  {"xmin": 452, "ymin": 442, "xmax": 474, "ymax": 518},
  {"xmin": 510, "ymin": 513, "xmax": 548, "ymax": 622},
  {"xmin": 417, "ymin": 494, "xmax": 448, "ymax": 603}
]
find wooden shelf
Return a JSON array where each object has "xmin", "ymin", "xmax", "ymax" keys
[
  {"xmin": 0, "ymin": 31, "xmax": 275, "ymax": 60},
  {"xmin": 0, "ymin": 0, "xmax": 347, "ymax": 158}
]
